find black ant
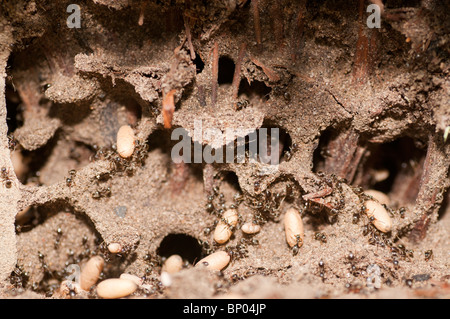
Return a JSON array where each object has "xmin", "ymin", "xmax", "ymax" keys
[
  {"xmin": 247, "ymin": 187, "xmax": 288, "ymax": 224},
  {"xmin": 424, "ymin": 249, "xmax": 433, "ymax": 261},
  {"xmin": 93, "ymin": 172, "xmax": 111, "ymax": 185},
  {"xmin": 225, "ymin": 243, "xmax": 248, "ymax": 260},
  {"xmin": 315, "ymin": 259, "xmax": 328, "ymax": 281},
  {"xmin": 10, "ymin": 264, "xmax": 29, "ymax": 288},
  {"xmin": 54, "ymin": 227, "xmax": 63, "ymax": 249},
  {"xmin": 398, "ymin": 207, "xmax": 406, "ymax": 218},
  {"xmin": 283, "ymin": 143, "xmax": 298, "ymax": 162},
  {"xmin": 236, "ymin": 98, "xmax": 249, "ymax": 110},
  {"xmin": 7, "ymin": 134, "xmax": 17, "ymax": 151},
  {"xmin": 254, "ymin": 181, "xmax": 261, "ymax": 193},
  {"xmin": 314, "ymin": 232, "xmax": 327, "ymax": 243},
  {"xmin": 92, "ymin": 186, "xmax": 112, "ymax": 199},
  {"xmin": 41, "ymin": 83, "xmax": 51, "ymax": 92},
  {"xmin": 320, "ymin": 148, "xmax": 331, "ymax": 158},
  {"xmin": 1, "ymin": 167, "xmax": 13, "ymax": 188},
  {"xmin": 65, "ymin": 169, "xmax": 76, "ymax": 187},
  {"xmin": 291, "ymin": 235, "xmax": 303, "ymax": 256}
]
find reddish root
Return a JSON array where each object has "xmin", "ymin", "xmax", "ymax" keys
[
  {"xmin": 231, "ymin": 43, "xmax": 247, "ymax": 106},
  {"xmin": 184, "ymin": 14, "xmax": 196, "ymax": 60},
  {"xmin": 138, "ymin": 2, "xmax": 147, "ymax": 26},
  {"xmin": 162, "ymin": 89, "xmax": 176, "ymax": 129},
  {"xmin": 250, "ymin": 57, "xmax": 280, "ymax": 83},
  {"xmin": 251, "ymin": 0, "xmax": 262, "ymax": 50},
  {"xmin": 211, "ymin": 42, "xmax": 219, "ymax": 107},
  {"xmin": 270, "ymin": 2, "xmax": 284, "ymax": 47},
  {"xmin": 409, "ymin": 134, "xmax": 450, "ymax": 242}
]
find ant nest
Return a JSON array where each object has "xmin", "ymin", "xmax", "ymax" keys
[{"xmin": 1, "ymin": 0, "xmax": 449, "ymax": 299}]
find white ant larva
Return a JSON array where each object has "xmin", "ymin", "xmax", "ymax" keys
[
  {"xmin": 195, "ymin": 251, "xmax": 230, "ymax": 271},
  {"xmin": 284, "ymin": 207, "xmax": 304, "ymax": 248},
  {"xmin": 96, "ymin": 278, "xmax": 137, "ymax": 299},
  {"xmin": 107, "ymin": 243, "xmax": 122, "ymax": 254},
  {"xmin": 116, "ymin": 125, "xmax": 136, "ymax": 158},
  {"xmin": 80, "ymin": 256, "xmax": 104, "ymax": 291},
  {"xmin": 162, "ymin": 254, "xmax": 183, "ymax": 274},
  {"xmin": 213, "ymin": 209, "xmax": 239, "ymax": 244},
  {"xmin": 364, "ymin": 189, "xmax": 390, "ymax": 206},
  {"xmin": 119, "ymin": 273, "xmax": 143, "ymax": 286},
  {"xmin": 365, "ymin": 200, "xmax": 392, "ymax": 233},
  {"xmin": 241, "ymin": 222, "xmax": 261, "ymax": 235}
]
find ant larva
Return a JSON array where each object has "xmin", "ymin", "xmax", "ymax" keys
[{"xmin": 214, "ymin": 209, "xmax": 239, "ymax": 244}]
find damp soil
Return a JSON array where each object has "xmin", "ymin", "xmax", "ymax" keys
[{"xmin": 0, "ymin": 0, "xmax": 449, "ymax": 299}]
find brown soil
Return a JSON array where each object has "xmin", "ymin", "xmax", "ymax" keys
[{"xmin": 0, "ymin": 0, "xmax": 448, "ymax": 299}]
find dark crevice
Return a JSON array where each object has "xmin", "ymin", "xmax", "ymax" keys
[
  {"xmin": 238, "ymin": 79, "xmax": 272, "ymax": 101},
  {"xmin": 187, "ymin": 162, "xmax": 204, "ymax": 184},
  {"xmin": 5, "ymin": 82, "xmax": 23, "ymax": 134},
  {"xmin": 313, "ymin": 128, "xmax": 427, "ymax": 206},
  {"xmin": 438, "ymin": 188, "xmax": 449, "ymax": 220},
  {"xmin": 231, "ymin": 122, "xmax": 292, "ymax": 165},
  {"xmin": 21, "ymin": 132, "xmax": 60, "ymax": 185},
  {"xmin": 69, "ymin": 141, "xmax": 96, "ymax": 164},
  {"xmin": 279, "ymin": 128, "xmax": 293, "ymax": 162},
  {"xmin": 14, "ymin": 136, "xmax": 95, "ymax": 186},
  {"xmin": 156, "ymin": 233, "xmax": 203, "ymax": 264},
  {"xmin": 147, "ymin": 128, "xmax": 173, "ymax": 155},
  {"xmin": 15, "ymin": 200, "xmax": 99, "ymax": 237},
  {"xmin": 363, "ymin": 137, "xmax": 425, "ymax": 196},
  {"xmin": 218, "ymin": 56, "xmax": 235, "ymax": 85},
  {"xmin": 193, "ymin": 52, "xmax": 205, "ymax": 74},
  {"xmin": 385, "ymin": 0, "xmax": 420, "ymax": 8},
  {"xmin": 220, "ymin": 170, "xmax": 242, "ymax": 193},
  {"xmin": 14, "ymin": 201, "xmax": 104, "ymax": 296},
  {"xmin": 147, "ymin": 128, "xmax": 203, "ymax": 193},
  {"xmin": 312, "ymin": 126, "xmax": 334, "ymax": 173},
  {"xmin": 48, "ymin": 102, "xmax": 92, "ymax": 126},
  {"xmin": 259, "ymin": 122, "xmax": 292, "ymax": 163}
]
